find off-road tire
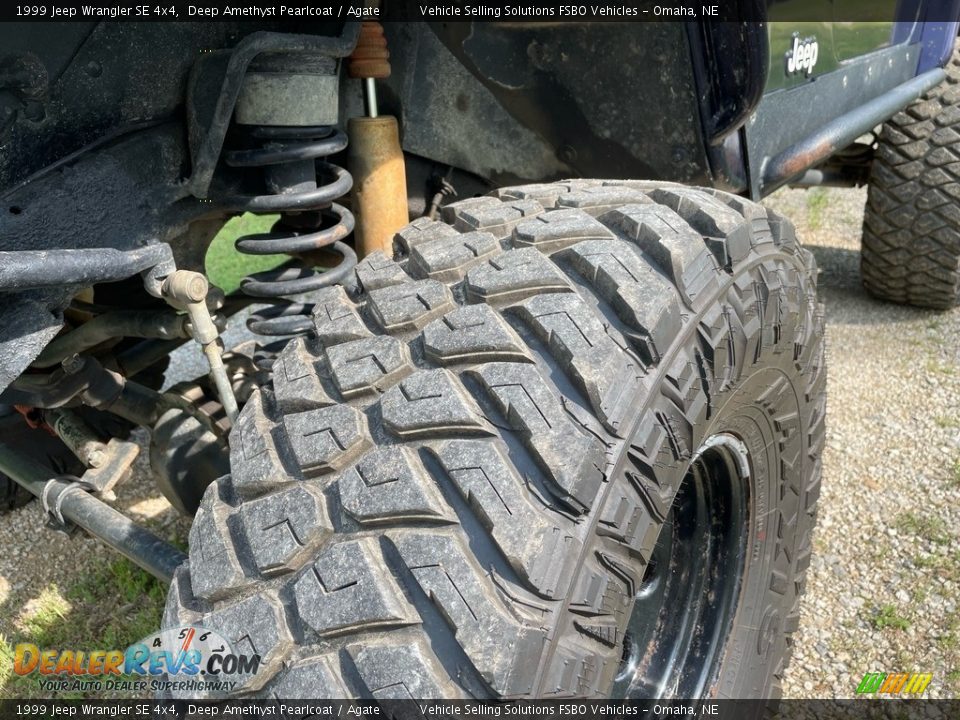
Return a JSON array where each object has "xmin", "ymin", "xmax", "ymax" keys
[
  {"xmin": 861, "ymin": 42, "xmax": 960, "ymax": 309},
  {"xmin": 165, "ymin": 181, "xmax": 825, "ymax": 700}
]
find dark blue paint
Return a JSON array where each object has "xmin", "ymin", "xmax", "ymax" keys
[{"xmin": 893, "ymin": 0, "xmax": 960, "ymax": 71}]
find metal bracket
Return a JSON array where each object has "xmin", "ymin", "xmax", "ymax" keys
[
  {"xmin": 83, "ymin": 438, "xmax": 139, "ymax": 500},
  {"xmin": 41, "ymin": 475, "xmax": 96, "ymax": 535},
  {"xmin": 45, "ymin": 407, "xmax": 140, "ymax": 499}
]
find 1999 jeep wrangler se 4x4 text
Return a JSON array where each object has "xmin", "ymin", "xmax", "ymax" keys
[{"xmin": 1, "ymin": 1, "xmax": 959, "ymax": 702}]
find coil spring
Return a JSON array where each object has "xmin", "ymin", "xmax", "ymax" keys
[{"xmin": 223, "ymin": 125, "xmax": 357, "ymax": 338}]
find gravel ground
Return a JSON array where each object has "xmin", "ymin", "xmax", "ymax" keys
[
  {"xmin": 768, "ymin": 187, "xmax": 960, "ymax": 699},
  {"xmin": 0, "ymin": 185, "xmax": 958, "ymax": 699}
]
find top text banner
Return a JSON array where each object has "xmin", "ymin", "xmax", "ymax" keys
[{"xmin": 5, "ymin": 1, "xmax": 960, "ymax": 22}]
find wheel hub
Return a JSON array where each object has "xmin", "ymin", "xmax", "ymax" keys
[{"xmin": 613, "ymin": 433, "xmax": 751, "ymax": 699}]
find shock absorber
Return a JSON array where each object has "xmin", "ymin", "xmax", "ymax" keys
[
  {"xmin": 222, "ymin": 124, "xmax": 357, "ymax": 339},
  {"xmin": 348, "ymin": 21, "xmax": 410, "ymax": 257}
]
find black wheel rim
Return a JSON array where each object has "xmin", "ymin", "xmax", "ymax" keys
[{"xmin": 612, "ymin": 433, "xmax": 751, "ymax": 699}]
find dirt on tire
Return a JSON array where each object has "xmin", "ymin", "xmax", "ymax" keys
[
  {"xmin": 165, "ymin": 181, "xmax": 825, "ymax": 700},
  {"xmin": 861, "ymin": 41, "xmax": 960, "ymax": 309}
]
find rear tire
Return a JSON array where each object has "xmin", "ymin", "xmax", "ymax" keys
[
  {"xmin": 861, "ymin": 42, "xmax": 960, "ymax": 309},
  {"xmin": 165, "ymin": 181, "xmax": 825, "ymax": 700}
]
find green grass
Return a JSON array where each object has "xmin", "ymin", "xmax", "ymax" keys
[
  {"xmin": 805, "ymin": 188, "xmax": 829, "ymax": 230},
  {"xmin": 896, "ymin": 512, "xmax": 950, "ymax": 546},
  {"xmin": 0, "ymin": 558, "xmax": 168, "ymax": 699},
  {"xmin": 952, "ymin": 458, "xmax": 960, "ymax": 489},
  {"xmin": 914, "ymin": 553, "xmax": 941, "ymax": 570},
  {"xmin": 925, "ymin": 359, "xmax": 956, "ymax": 376},
  {"xmin": 16, "ymin": 586, "xmax": 70, "ymax": 642},
  {"xmin": 871, "ymin": 604, "xmax": 911, "ymax": 632},
  {"xmin": 941, "ymin": 619, "xmax": 960, "ymax": 651},
  {"xmin": 947, "ymin": 670, "xmax": 960, "ymax": 688},
  {"xmin": 912, "ymin": 548, "xmax": 960, "ymax": 583},
  {"xmin": 205, "ymin": 213, "xmax": 284, "ymax": 294}
]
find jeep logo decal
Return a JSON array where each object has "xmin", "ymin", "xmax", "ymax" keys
[{"xmin": 785, "ymin": 33, "xmax": 819, "ymax": 77}]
